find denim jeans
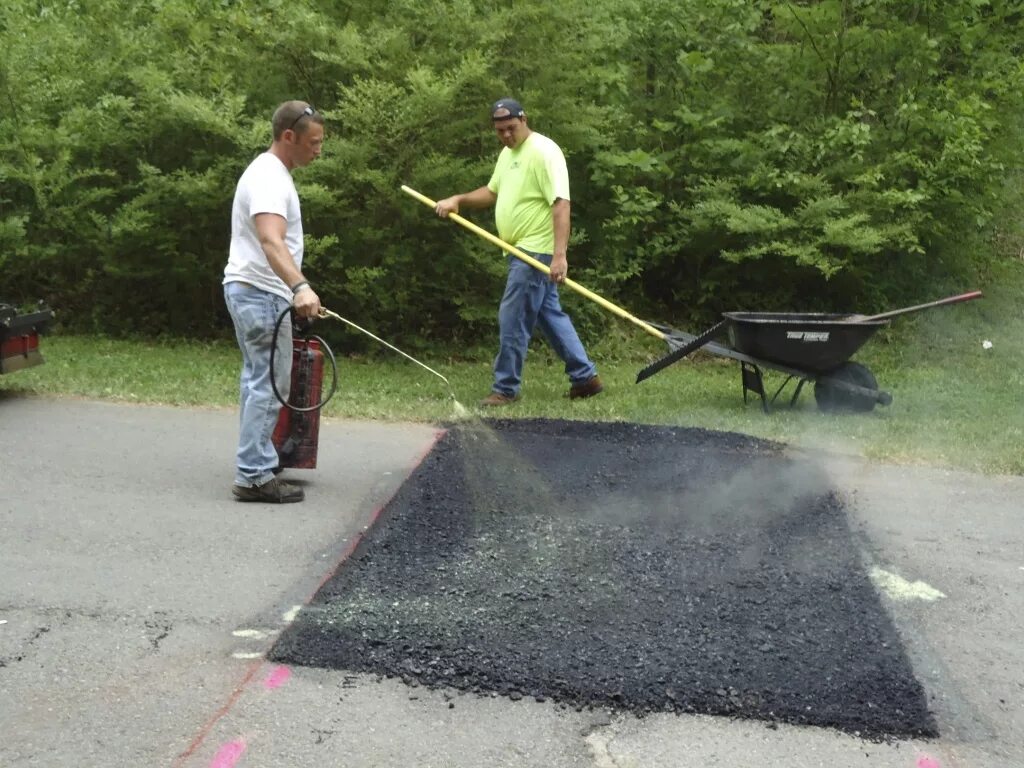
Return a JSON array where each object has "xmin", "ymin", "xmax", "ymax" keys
[
  {"xmin": 492, "ymin": 251, "xmax": 597, "ymax": 397},
  {"xmin": 224, "ymin": 281, "xmax": 293, "ymax": 487}
]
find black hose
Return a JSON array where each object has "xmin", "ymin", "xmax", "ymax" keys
[{"xmin": 270, "ymin": 305, "xmax": 338, "ymax": 412}]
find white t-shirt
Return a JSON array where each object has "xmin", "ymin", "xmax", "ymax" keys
[{"xmin": 223, "ymin": 152, "xmax": 303, "ymax": 300}]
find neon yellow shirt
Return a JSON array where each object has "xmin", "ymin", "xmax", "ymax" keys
[{"xmin": 487, "ymin": 132, "xmax": 570, "ymax": 254}]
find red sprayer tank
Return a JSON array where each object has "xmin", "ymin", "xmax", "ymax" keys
[{"xmin": 271, "ymin": 338, "xmax": 324, "ymax": 469}]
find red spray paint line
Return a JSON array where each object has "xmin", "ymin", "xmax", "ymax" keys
[
  {"xmin": 917, "ymin": 757, "xmax": 941, "ymax": 768},
  {"xmin": 209, "ymin": 739, "xmax": 246, "ymax": 768},
  {"xmin": 264, "ymin": 665, "xmax": 291, "ymax": 690},
  {"xmin": 172, "ymin": 429, "xmax": 445, "ymax": 767},
  {"xmin": 172, "ymin": 661, "xmax": 261, "ymax": 767}
]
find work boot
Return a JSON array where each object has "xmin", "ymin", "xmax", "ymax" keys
[
  {"xmin": 568, "ymin": 375, "xmax": 604, "ymax": 400},
  {"xmin": 479, "ymin": 392, "xmax": 519, "ymax": 407},
  {"xmin": 232, "ymin": 477, "xmax": 304, "ymax": 503}
]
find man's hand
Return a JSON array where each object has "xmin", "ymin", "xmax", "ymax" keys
[
  {"xmin": 293, "ymin": 286, "xmax": 321, "ymax": 319},
  {"xmin": 434, "ymin": 196, "xmax": 460, "ymax": 218},
  {"xmin": 550, "ymin": 253, "xmax": 568, "ymax": 284}
]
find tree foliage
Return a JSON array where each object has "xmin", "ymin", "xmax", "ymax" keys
[{"xmin": 1, "ymin": 0, "xmax": 1021, "ymax": 343}]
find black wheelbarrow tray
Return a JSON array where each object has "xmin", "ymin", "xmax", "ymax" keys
[{"xmin": 636, "ymin": 291, "xmax": 983, "ymax": 413}]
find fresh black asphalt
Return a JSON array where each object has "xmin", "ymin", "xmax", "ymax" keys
[{"xmin": 270, "ymin": 418, "xmax": 936, "ymax": 739}]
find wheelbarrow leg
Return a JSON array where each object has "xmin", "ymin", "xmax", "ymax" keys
[
  {"xmin": 769, "ymin": 375, "xmax": 798, "ymax": 408},
  {"xmin": 742, "ymin": 367, "xmax": 806, "ymax": 412},
  {"xmin": 788, "ymin": 378, "xmax": 808, "ymax": 408}
]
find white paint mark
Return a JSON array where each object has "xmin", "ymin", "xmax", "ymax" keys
[
  {"xmin": 232, "ymin": 651, "xmax": 262, "ymax": 660},
  {"xmin": 869, "ymin": 567, "xmax": 947, "ymax": 602},
  {"xmin": 584, "ymin": 731, "xmax": 618, "ymax": 768},
  {"xmin": 232, "ymin": 629, "xmax": 268, "ymax": 640},
  {"xmin": 0, "ymin": 620, "xmax": 7, "ymax": 625},
  {"xmin": 283, "ymin": 605, "xmax": 303, "ymax": 623}
]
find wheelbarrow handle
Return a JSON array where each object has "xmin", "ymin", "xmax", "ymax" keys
[{"xmin": 859, "ymin": 290, "xmax": 983, "ymax": 323}]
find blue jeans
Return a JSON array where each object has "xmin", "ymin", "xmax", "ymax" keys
[
  {"xmin": 224, "ymin": 282, "xmax": 293, "ymax": 487},
  {"xmin": 493, "ymin": 251, "xmax": 597, "ymax": 397}
]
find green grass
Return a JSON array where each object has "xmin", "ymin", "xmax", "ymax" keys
[{"xmin": 5, "ymin": 261, "xmax": 1022, "ymax": 475}]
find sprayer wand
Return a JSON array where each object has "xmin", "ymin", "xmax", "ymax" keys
[{"xmin": 318, "ymin": 307, "xmax": 452, "ymax": 387}]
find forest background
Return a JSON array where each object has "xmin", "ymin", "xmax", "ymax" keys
[{"xmin": 1, "ymin": 0, "xmax": 1022, "ymax": 352}]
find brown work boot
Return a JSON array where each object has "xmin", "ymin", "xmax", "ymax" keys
[
  {"xmin": 232, "ymin": 477, "xmax": 304, "ymax": 503},
  {"xmin": 568, "ymin": 375, "xmax": 604, "ymax": 400},
  {"xmin": 479, "ymin": 392, "xmax": 519, "ymax": 407}
]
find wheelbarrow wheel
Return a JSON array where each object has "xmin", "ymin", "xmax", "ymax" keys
[{"xmin": 814, "ymin": 362, "xmax": 879, "ymax": 413}]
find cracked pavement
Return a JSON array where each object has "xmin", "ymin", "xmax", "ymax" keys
[{"xmin": 1, "ymin": 397, "xmax": 1022, "ymax": 767}]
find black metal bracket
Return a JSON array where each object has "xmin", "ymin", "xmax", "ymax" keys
[
  {"xmin": 741, "ymin": 364, "xmax": 813, "ymax": 413},
  {"xmin": 741, "ymin": 363, "xmax": 767, "ymax": 412},
  {"xmin": 0, "ymin": 303, "xmax": 54, "ymax": 341}
]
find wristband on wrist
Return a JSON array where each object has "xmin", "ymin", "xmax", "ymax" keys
[{"xmin": 291, "ymin": 280, "xmax": 310, "ymax": 295}]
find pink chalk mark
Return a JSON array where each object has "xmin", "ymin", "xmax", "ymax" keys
[
  {"xmin": 917, "ymin": 757, "xmax": 941, "ymax": 768},
  {"xmin": 209, "ymin": 739, "xmax": 246, "ymax": 768},
  {"xmin": 264, "ymin": 665, "xmax": 292, "ymax": 690}
]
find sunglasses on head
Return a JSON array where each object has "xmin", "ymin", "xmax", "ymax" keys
[{"xmin": 288, "ymin": 105, "xmax": 316, "ymax": 132}]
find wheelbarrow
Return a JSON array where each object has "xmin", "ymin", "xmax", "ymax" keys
[{"xmin": 636, "ymin": 291, "xmax": 983, "ymax": 413}]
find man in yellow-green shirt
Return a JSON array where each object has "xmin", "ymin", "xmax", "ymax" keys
[{"xmin": 435, "ymin": 98, "xmax": 603, "ymax": 406}]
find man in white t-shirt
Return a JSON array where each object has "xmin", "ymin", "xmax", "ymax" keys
[{"xmin": 223, "ymin": 100, "xmax": 324, "ymax": 503}]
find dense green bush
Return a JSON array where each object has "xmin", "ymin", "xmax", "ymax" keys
[{"xmin": 1, "ymin": 0, "xmax": 1020, "ymax": 346}]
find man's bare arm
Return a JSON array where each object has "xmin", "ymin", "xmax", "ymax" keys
[
  {"xmin": 255, "ymin": 213, "xmax": 321, "ymax": 317},
  {"xmin": 549, "ymin": 197, "xmax": 571, "ymax": 283},
  {"xmin": 434, "ymin": 186, "xmax": 498, "ymax": 217}
]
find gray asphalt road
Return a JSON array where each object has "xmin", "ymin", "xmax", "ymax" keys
[{"xmin": 1, "ymin": 396, "xmax": 1021, "ymax": 768}]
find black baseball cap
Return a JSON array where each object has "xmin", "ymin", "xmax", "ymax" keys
[{"xmin": 491, "ymin": 98, "xmax": 525, "ymax": 121}]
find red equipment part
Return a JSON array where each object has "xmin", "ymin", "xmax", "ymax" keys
[
  {"xmin": 1, "ymin": 333, "xmax": 43, "ymax": 374},
  {"xmin": 1, "ymin": 304, "xmax": 54, "ymax": 374},
  {"xmin": 272, "ymin": 338, "xmax": 324, "ymax": 469}
]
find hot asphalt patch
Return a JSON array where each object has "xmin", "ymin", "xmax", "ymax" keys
[{"xmin": 270, "ymin": 419, "xmax": 936, "ymax": 739}]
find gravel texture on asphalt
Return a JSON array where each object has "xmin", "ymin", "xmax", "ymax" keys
[{"xmin": 270, "ymin": 418, "xmax": 936, "ymax": 739}]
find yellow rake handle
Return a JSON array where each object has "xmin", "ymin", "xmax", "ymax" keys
[{"xmin": 400, "ymin": 185, "xmax": 667, "ymax": 343}]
